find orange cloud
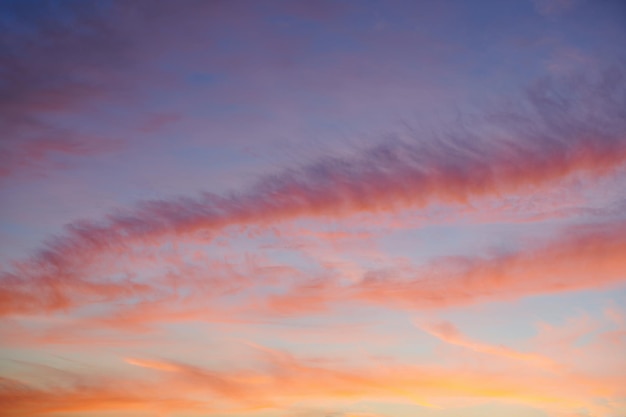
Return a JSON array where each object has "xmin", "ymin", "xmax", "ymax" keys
[
  {"xmin": 262, "ymin": 219, "xmax": 626, "ymax": 315},
  {"xmin": 2, "ymin": 68, "xmax": 625, "ymax": 317},
  {"xmin": 3, "ymin": 333, "xmax": 625, "ymax": 417},
  {"xmin": 0, "ymin": 375, "xmax": 205, "ymax": 417},
  {"xmin": 119, "ymin": 345, "xmax": 624, "ymax": 415},
  {"xmin": 416, "ymin": 320, "xmax": 559, "ymax": 371}
]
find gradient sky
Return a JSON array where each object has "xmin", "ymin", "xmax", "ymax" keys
[{"xmin": 1, "ymin": 1, "xmax": 626, "ymax": 416}]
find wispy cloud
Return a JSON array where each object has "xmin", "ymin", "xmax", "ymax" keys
[
  {"xmin": 1, "ymin": 67, "xmax": 624, "ymax": 317},
  {"xmin": 415, "ymin": 319, "xmax": 559, "ymax": 370},
  {"xmin": 262, "ymin": 218, "xmax": 626, "ymax": 314},
  {"xmin": 0, "ymin": 1, "xmax": 131, "ymax": 181},
  {"xmin": 1, "ymin": 2, "xmax": 625, "ymax": 417}
]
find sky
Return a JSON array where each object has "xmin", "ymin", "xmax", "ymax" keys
[{"xmin": 0, "ymin": 0, "xmax": 625, "ymax": 416}]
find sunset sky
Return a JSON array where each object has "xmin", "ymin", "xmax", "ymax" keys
[{"xmin": 1, "ymin": 1, "xmax": 625, "ymax": 416}]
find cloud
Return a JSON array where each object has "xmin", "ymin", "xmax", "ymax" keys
[
  {"xmin": 5, "ymin": 217, "xmax": 622, "ymax": 346},
  {"xmin": 415, "ymin": 320, "xmax": 559, "ymax": 370},
  {"xmin": 3, "ymin": 325, "xmax": 625, "ymax": 417},
  {"xmin": 1, "ymin": 66, "xmax": 625, "ymax": 317},
  {"xmin": 0, "ymin": 1, "xmax": 132, "ymax": 181},
  {"xmin": 530, "ymin": 309, "xmax": 626, "ymax": 377},
  {"xmin": 0, "ymin": 0, "xmax": 355, "ymax": 181},
  {"xmin": 261, "ymin": 218, "xmax": 626, "ymax": 315},
  {"xmin": 533, "ymin": 0, "xmax": 580, "ymax": 15},
  {"xmin": 0, "ymin": 374, "xmax": 204, "ymax": 417},
  {"xmin": 119, "ymin": 345, "xmax": 625, "ymax": 414}
]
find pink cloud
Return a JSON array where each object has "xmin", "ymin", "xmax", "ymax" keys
[
  {"xmin": 262, "ymin": 218, "xmax": 626, "ymax": 315},
  {"xmin": 1, "ymin": 67, "xmax": 624, "ymax": 319},
  {"xmin": 416, "ymin": 320, "xmax": 559, "ymax": 370}
]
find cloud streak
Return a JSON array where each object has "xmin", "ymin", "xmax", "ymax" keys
[
  {"xmin": 4, "ymin": 313, "xmax": 625, "ymax": 417},
  {"xmin": 1, "ymin": 67, "xmax": 625, "ymax": 318},
  {"xmin": 415, "ymin": 320, "xmax": 559, "ymax": 370},
  {"xmin": 0, "ymin": 1, "xmax": 131, "ymax": 180},
  {"xmin": 354, "ymin": 219, "xmax": 626, "ymax": 308}
]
